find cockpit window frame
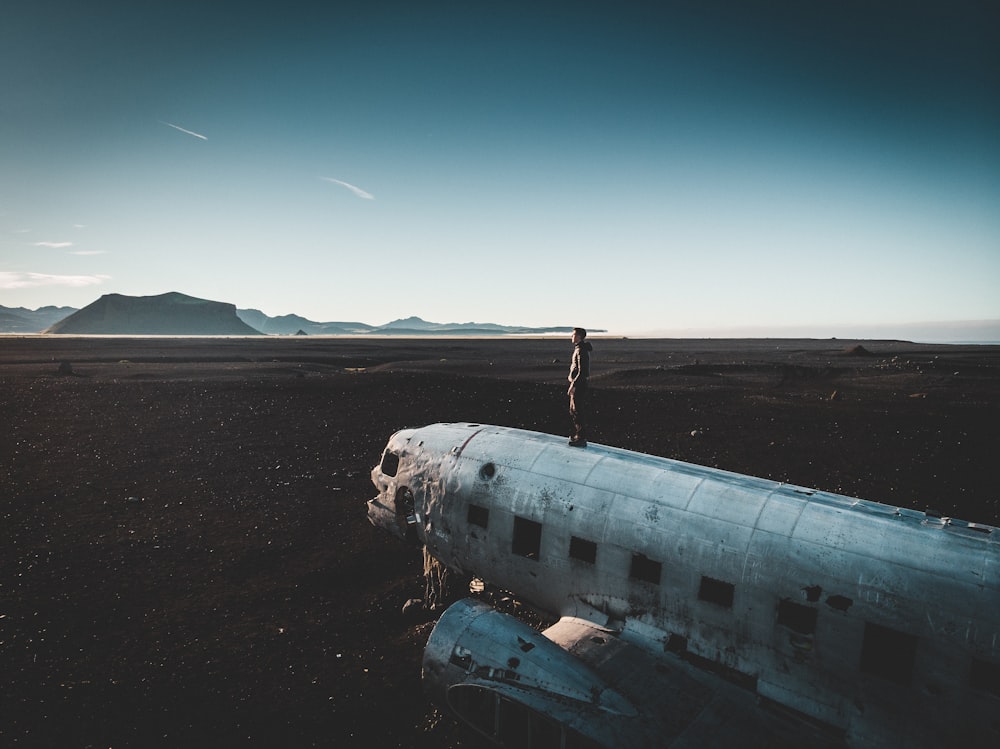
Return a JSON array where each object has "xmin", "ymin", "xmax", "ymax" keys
[{"xmin": 380, "ymin": 450, "xmax": 400, "ymax": 477}]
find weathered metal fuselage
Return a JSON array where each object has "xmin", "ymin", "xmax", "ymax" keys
[{"xmin": 368, "ymin": 422, "xmax": 1000, "ymax": 748}]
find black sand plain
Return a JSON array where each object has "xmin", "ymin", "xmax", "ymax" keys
[{"xmin": 2, "ymin": 335, "xmax": 999, "ymax": 748}]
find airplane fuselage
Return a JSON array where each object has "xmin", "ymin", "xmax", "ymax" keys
[{"xmin": 367, "ymin": 423, "xmax": 999, "ymax": 748}]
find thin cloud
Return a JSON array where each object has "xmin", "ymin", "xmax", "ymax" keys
[
  {"xmin": 33, "ymin": 241, "xmax": 74, "ymax": 248},
  {"xmin": 0, "ymin": 272, "xmax": 110, "ymax": 289},
  {"xmin": 320, "ymin": 177, "xmax": 375, "ymax": 200},
  {"xmin": 71, "ymin": 250, "xmax": 107, "ymax": 256},
  {"xmin": 160, "ymin": 120, "xmax": 208, "ymax": 140}
]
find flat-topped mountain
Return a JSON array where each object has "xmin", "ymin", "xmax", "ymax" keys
[{"xmin": 44, "ymin": 292, "xmax": 262, "ymax": 335}]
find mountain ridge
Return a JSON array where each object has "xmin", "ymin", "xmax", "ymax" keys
[
  {"xmin": 0, "ymin": 305, "xmax": 78, "ymax": 333},
  {"xmin": 234, "ymin": 308, "xmax": 580, "ymax": 336},
  {"xmin": 1, "ymin": 293, "xmax": 585, "ymax": 335}
]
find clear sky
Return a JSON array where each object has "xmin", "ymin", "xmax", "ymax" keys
[{"xmin": 2, "ymin": 1, "xmax": 998, "ymax": 337}]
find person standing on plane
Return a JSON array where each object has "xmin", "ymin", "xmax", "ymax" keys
[{"xmin": 567, "ymin": 327, "xmax": 593, "ymax": 447}]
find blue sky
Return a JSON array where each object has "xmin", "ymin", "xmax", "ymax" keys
[{"xmin": 2, "ymin": 1, "xmax": 998, "ymax": 336}]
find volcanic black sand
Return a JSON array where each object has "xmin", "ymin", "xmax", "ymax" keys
[{"xmin": 2, "ymin": 336, "xmax": 999, "ymax": 748}]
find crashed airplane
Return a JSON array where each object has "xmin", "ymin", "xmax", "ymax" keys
[{"xmin": 367, "ymin": 422, "xmax": 999, "ymax": 748}]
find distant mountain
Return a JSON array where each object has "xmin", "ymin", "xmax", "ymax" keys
[
  {"xmin": 238, "ymin": 309, "xmax": 581, "ymax": 336},
  {"xmin": 373, "ymin": 317, "xmax": 577, "ymax": 335},
  {"xmin": 236, "ymin": 308, "xmax": 375, "ymax": 336},
  {"xmin": 45, "ymin": 292, "xmax": 262, "ymax": 335},
  {"xmin": 0, "ymin": 304, "xmax": 77, "ymax": 333},
  {"xmin": 379, "ymin": 315, "xmax": 441, "ymax": 331}
]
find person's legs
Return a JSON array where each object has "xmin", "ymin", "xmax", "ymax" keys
[{"xmin": 569, "ymin": 386, "xmax": 588, "ymax": 445}]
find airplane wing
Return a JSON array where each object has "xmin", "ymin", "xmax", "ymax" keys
[{"xmin": 423, "ymin": 598, "xmax": 842, "ymax": 748}]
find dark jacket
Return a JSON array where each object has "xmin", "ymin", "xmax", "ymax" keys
[{"xmin": 568, "ymin": 341, "xmax": 593, "ymax": 389}]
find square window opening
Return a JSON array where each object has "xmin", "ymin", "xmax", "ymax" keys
[
  {"xmin": 777, "ymin": 599, "xmax": 818, "ymax": 635},
  {"xmin": 512, "ymin": 516, "xmax": 542, "ymax": 560},
  {"xmin": 467, "ymin": 504, "xmax": 489, "ymax": 529},
  {"xmin": 860, "ymin": 622, "xmax": 917, "ymax": 685},
  {"xmin": 630, "ymin": 553, "xmax": 661, "ymax": 585},
  {"xmin": 569, "ymin": 536, "xmax": 597, "ymax": 564},
  {"xmin": 698, "ymin": 576, "xmax": 735, "ymax": 608}
]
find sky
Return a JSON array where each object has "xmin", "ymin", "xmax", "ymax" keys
[{"xmin": 2, "ymin": 0, "xmax": 998, "ymax": 337}]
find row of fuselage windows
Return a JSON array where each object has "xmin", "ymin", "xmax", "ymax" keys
[{"xmin": 466, "ymin": 502, "xmax": 1000, "ymax": 697}]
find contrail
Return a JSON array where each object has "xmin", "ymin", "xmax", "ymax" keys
[
  {"xmin": 320, "ymin": 176, "xmax": 375, "ymax": 200},
  {"xmin": 160, "ymin": 120, "xmax": 208, "ymax": 140}
]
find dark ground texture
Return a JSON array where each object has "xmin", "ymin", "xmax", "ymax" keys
[{"xmin": 2, "ymin": 336, "xmax": 998, "ymax": 748}]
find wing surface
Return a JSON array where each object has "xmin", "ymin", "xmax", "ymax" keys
[
  {"xmin": 424, "ymin": 600, "xmax": 842, "ymax": 748},
  {"xmin": 542, "ymin": 616, "xmax": 842, "ymax": 748}
]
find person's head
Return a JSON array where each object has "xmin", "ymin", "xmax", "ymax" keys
[{"xmin": 572, "ymin": 327, "xmax": 587, "ymax": 344}]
